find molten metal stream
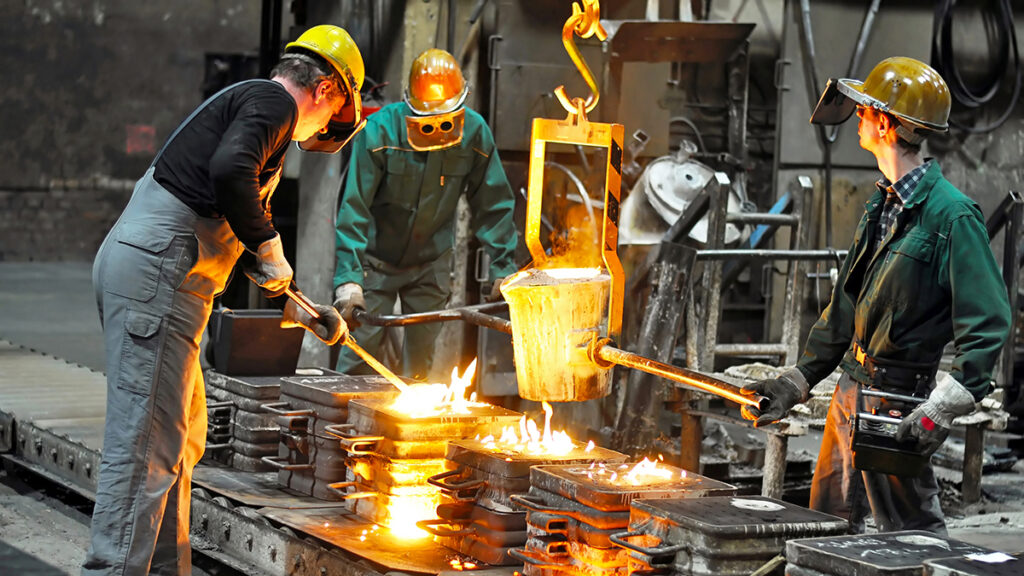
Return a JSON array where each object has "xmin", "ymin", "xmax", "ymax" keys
[{"xmin": 592, "ymin": 342, "xmax": 768, "ymax": 411}]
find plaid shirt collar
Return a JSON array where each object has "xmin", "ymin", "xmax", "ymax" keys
[{"xmin": 874, "ymin": 159, "xmax": 933, "ymax": 205}]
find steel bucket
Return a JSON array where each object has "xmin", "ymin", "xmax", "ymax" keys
[{"xmin": 500, "ymin": 268, "xmax": 611, "ymax": 401}]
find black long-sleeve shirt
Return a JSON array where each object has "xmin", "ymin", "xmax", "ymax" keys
[{"xmin": 154, "ymin": 80, "xmax": 297, "ymax": 249}]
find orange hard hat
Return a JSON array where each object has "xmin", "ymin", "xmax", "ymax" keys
[
  {"xmin": 811, "ymin": 57, "xmax": 951, "ymax": 142},
  {"xmin": 404, "ymin": 49, "xmax": 468, "ymax": 116}
]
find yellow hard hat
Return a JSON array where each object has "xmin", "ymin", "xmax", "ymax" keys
[
  {"xmin": 404, "ymin": 49, "xmax": 468, "ymax": 115},
  {"xmin": 286, "ymin": 25, "xmax": 366, "ymax": 153},
  {"xmin": 811, "ymin": 57, "xmax": 951, "ymax": 141}
]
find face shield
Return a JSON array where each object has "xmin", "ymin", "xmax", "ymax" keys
[
  {"xmin": 809, "ymin": 78, "xmax": 872, "ymax": 125},
  {"xmin": 299, "ymin": 72, "xmax": 366, "ymax": 154},
  {"xmin": 404, "ymin": 107, "xmax": 465, "ymax": 151}
]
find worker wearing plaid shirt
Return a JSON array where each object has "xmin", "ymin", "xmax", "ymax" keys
[{"xmin": 739, "ymin": 58, "xmax": 1010, "ymax": 534}]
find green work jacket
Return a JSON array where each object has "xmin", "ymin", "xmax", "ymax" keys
[
  {"xmin": 796, "ymin": 161, "xmax": 1010, "ymax": 400},
  {"xmin": 334, "ymin": 102, "xmax": 518, "ymax": 288}
]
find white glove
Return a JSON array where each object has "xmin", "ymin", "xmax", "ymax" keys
[
  {"xmin": 243, "ymin": 234, "xmax": 293, "ymax": 297},
  {"xmin": 896, "ymin": 372, "xmax": 976, "ymax": 457},
  {"xmin": 333, "ymin": 283, "xmax": 366, "ymax": 327}
]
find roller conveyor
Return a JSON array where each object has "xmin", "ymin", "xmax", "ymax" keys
[{"xmin": 0, "ymin": 340, "xmax": 474, "ymax": 576}]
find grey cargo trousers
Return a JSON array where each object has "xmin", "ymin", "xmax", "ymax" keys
[{"xmin": 84, "ymin": 168, "xmax": 241, "ymax": 575}]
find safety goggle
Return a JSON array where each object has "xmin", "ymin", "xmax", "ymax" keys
[{"xmin": 405, "ymin": 108, "xmax": 465, "ymax": 151}]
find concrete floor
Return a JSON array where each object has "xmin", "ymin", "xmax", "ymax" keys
[{"xmin": 0, "ymin": 262, "xmax": 105, "ymax": 372}]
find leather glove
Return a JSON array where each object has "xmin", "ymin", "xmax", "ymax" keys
[
  {"xmin": 332, "ymin": 283, "xmax": 366, "ymax": 328},
  {"xmin": 242, "ymin": 234, "xmax": 293, "ymax": 297},
  {"xmin": 486, "ymin": 275, "xmax": 509, "ymax": 302},
  {"xmin": 739, "ymin": 367, "xmax": 809, "ymax": 427},
  {"xmin": 896, "ymin": 372, "xmax": 976, "ymax": 458},
  {"xmin": 281, "ymin": 298, "xmax": 348, "ymax": 346}
]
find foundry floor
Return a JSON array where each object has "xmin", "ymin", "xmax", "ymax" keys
[{"xmin": 1, "ymin": 261, "xmax": 1023, "ymax": 575}]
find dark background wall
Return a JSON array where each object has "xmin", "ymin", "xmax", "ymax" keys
[{"xmin": 0, "ymin": 0, "xmax": 259, "ymax": 260}]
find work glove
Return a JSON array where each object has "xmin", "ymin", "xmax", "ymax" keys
[
  {"xmin": 281, "ymin": 298, "xmax": 348, "ymax": 346},
  {"xmin": 486, "ymin": 275, "xmax": 510, "ymax": 302},
  {"xmin": 739, "ymin": 367, "xmax": 809, "ymax": 427},
  {"xmin": 242, "ymin": 234, "xmax": 293, "ymax": 297},
  {"xmin": 895, "ymin": 372, "xmax": 976, "ymax": 458},
  {"xmin": 332, "ymin": 283, "xmax": 366, "ymax": 328}
]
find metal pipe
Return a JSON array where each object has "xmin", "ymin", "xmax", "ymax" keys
[
  {"xmin": 353, "ymin": 302, "xmax": 508, "ymax": 327},
  {"xmin": 725, "ymin": 213, "xmax": 799, "ymax": 225},
  {"xmin": 697, "ymin": 249, "xmax": 848, "ymax": 261},
  {"xmin": 591, "ymin": 340, "xmax": 767, "ymax": 410}
]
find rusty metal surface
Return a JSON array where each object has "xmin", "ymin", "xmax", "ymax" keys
[
  {"xmin": 438, "ymin": 534, "xmax": 520, "ymax": 566},
  {"xmin": 786, "ymin": 531, "xmax": 998, "ymax": 576},
  {"xmin": 530, "ymin": 463, "xmax": 736, "ymax": 511},
  {"xmin": 527, "ymin": 510, "xmax": 622, "ymax": 549},
  {"xmin": 923, "ymin": 554, "xmax": 1023, "ymax": 576},
  {"xmin": 206, "ymin": 385, "xmax": 278, "ymax": 413},
  {"xmin": 278, "ymin": 375, "xmax": 397, "ymax": 410},
  {"xmin": 190, "ymin": 489, "xmax": 386, "ymax": 576},
  {"xmin": 602, "ymin": 20, "xmax": 754, "ymax": 64},
  {"xmin": 446, "ymin": 439, "xmax": 627, "ymax": 478},
  {"xmin": 276, "ymin": 469, "xmax": 345, "ymax": 502},
  {"xmin": 261, "ymin": 505, "xmax": 458, "ymax": 574},
  {"xmin": 205, "ymin": 370, "xmax": 285, "ymax": 399},
  {"xmin": 521, "ymin": 488, "xmax": 630, "ymax": 529},
  {"xmin": 278, "ymin": 394, "xmax": 348, "ymax": 429},
  {"xmin": 192, "ymin": 463, "xmax": 347, "ymax": 509},
  {"xmin": 348, "ymin": 398, "xmax": 523, "ymax": 441},
  {"xmin": 437, "ymin": 501, "xmax": 526, "ymax": 532},
  {"xmin": 619, "ymin": 496, "xmax": 848, "ymax": 576}
]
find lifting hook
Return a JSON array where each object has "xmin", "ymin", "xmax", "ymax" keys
[{"xmin": 554, "ymin": 0, "xmax": 607, "ymax": 118}]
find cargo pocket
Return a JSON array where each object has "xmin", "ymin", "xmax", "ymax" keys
[
  {"xmin": 381, "ymin": 154, "xmax": 418, "ymax": 210},
  {"xmin": 104, "ymin": 226, "xmax": 176, "ymax": 302},
  {"xmin": 116, "ymin": 308, "xmax": 163, "ymax": 396},
  {"xmin": 891, "ymin": 229, "xmax": 935, "ymax": 263}
]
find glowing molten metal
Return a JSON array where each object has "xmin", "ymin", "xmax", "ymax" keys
[
  {"xmin": 585, "ymin": 457, "xmax": 685, "ymax": 486},
  {"xmin": 389, "ymin": 359, "xmax": 487, "ymax": 417},
  {"xmin": 476, "ymin": 402, "xmax": 596, "ymax": 456}
]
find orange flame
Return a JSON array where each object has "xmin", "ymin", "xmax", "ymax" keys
[
  {"xmin": 476, "ymin": 401, "xmax": 595, "ymax": 456},
  {"xmin": 389, "ymin": 359, "xmax": 488, "ymax": 417},
  {"xmin": 584, "ymin": 457, "xmax": 685, "ymax": 486}
]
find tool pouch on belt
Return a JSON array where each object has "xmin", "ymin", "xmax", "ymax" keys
[{"xmin": 852, "ymin": 341, "xmax": 938, "ymax": 397}]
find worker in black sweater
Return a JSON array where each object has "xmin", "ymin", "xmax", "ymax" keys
[{"xmin": 84, "ymin": 25, "xmax": 365, "ymax": 576}]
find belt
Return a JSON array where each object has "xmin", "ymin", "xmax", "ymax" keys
[{"xmin": 851, "ymin": 341, "xmax": 937, "ymax": 394}]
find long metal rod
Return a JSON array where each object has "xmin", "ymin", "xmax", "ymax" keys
[
  {"xmin": 284, "ymin": 286, "xmax": 320, "ymax": 319},
  {"xmin": 698, "ymin": 249, "xmax": 848, "ymax": 261},
  {"xmin": 344, "ymin": 338, "xmax": 409, "ymax": 393},
  {"xmin": 592, "ymin": 342, "xmax": 767, "ymax": 410},
  {"xmin": 284, "ymin": 286, "xmax": 408, "ymax": 392},
  {"xmin": 353, "ymin": 302, "xmax": 508, "ymax": 327}
]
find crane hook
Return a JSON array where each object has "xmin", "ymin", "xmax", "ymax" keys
[{"xmin": 554, "ymin": 0, "xmax": 607, "ymax": 117}]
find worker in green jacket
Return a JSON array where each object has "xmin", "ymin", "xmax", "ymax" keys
[
  {"xmin": 741, "ymin": 57, "xmax": 1011, "ymax": 534},
  {"xmin": 333, "ymin": 49, "xmax": 518, "ymax": 380}
]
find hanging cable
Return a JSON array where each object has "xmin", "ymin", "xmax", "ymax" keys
[{"xmin": 931, "ymin": 0, "xmax": 1021, "ymax": 133}]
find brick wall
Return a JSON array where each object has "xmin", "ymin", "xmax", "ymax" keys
[{"xmin": 0, "ymin": 179, "xmax": 134, "ymax": 262}]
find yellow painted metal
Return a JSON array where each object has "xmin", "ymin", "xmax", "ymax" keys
[
  {"xmin": 554, "ymin": 0, "xmax": 607, "ymax": 116},
  {"xmin": 524, "ymin": 0, "xmax": 624, "ymax": 339},
  {"xmin": 524, "ymin": 112, "xmax": 624, "ymax": 338}
]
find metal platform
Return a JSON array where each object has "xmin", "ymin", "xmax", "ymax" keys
[{"xmin": 0, "ymin": 340, "xmax": 480, "ymax": 576}]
